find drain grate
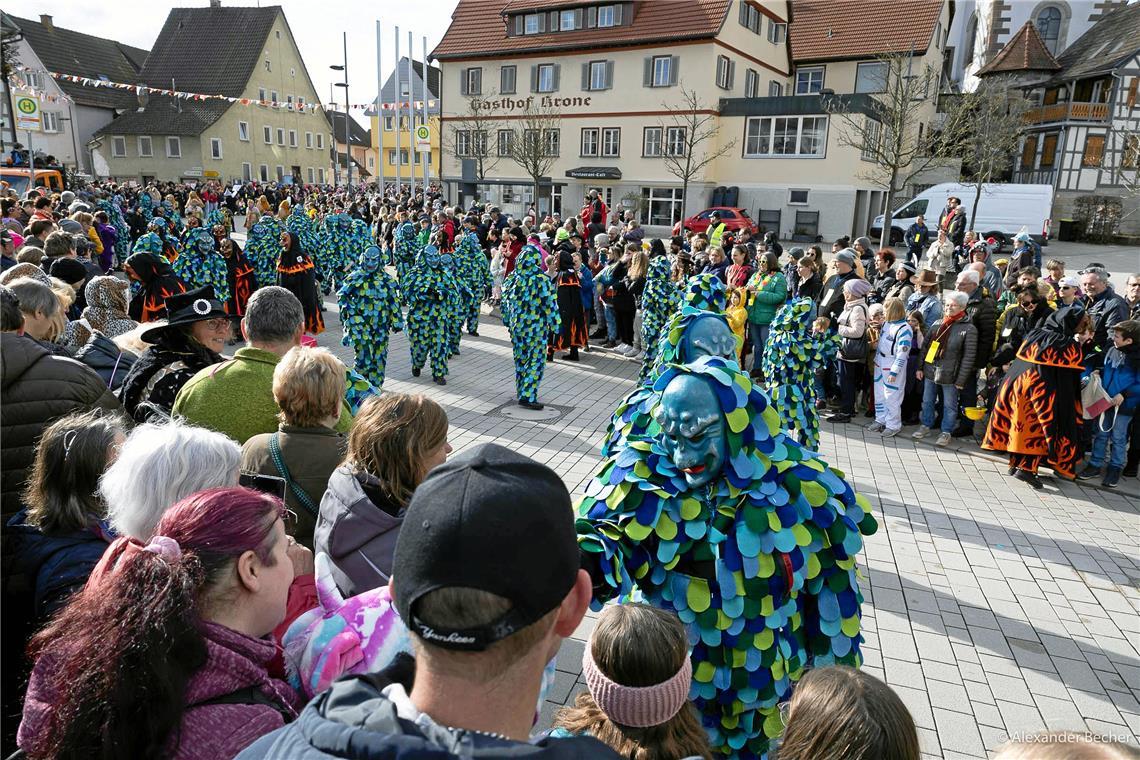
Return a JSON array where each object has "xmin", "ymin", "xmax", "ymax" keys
[{"xmin": 489, "ymin": 400, "xmax": 565, "ymax": 421}]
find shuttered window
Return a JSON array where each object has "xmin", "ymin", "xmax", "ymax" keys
[{"xmin": 1082, "ymin": 134, "xmax": 1105, "ymax": 167}]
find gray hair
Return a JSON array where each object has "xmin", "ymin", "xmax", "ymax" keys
[
  {"xmin": 243, "ymin": 285, "xmax": 304, "ymax": 345},
  {"xmin": 100, "ymin": 420, "xmax": 241, "ymax": 539},
  {"xmin": 44, "ymin": 230, "xmax": 76, "ymax": 259},
  {"xmin": 1081, "ymin": 267, "xmax": 1109, "ymax": 284},
  {"xmin": 944, "ymin": 291, "xmax": 969, "ymax": 308},
  {"xmin": 956, "ymin": 270, "xmax": 981, "ymax": 286},
  {"xmin": 7, "ymin": 278, "xmax": 59, "ymax": 319}
]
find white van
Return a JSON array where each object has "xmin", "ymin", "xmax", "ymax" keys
[{"xmin": 871, "ymin": 183, "xmax": 1053, "ymax": 248}]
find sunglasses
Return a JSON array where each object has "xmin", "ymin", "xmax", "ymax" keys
[
  {"xmin": 1060, "ymin": 286, "xmax": 1074, "ymax": 291},
  {"xmin": 1020, "ymin": 301, "xmax": 1037, "ymax": 309}
]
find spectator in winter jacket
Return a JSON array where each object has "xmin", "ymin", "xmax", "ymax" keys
[
  {"xmin": 904, "ymin": 216, "xmax": 931, "ymax": 266},
  {"xmin": 745, "ymin": 252, "xmax": 788, "ymax": 371},
  {"xmin": 913, "ymin": 291, "xmax": 978, "ymax": 447},
  {"xmin": 239, "ymin": 444, "xmax": 616, "ymax": 760},
  {"xmin": 1078, "ymin": 320, "xmax": 1140, "ymax": 488},
  {"xmin": 827, "ymin": 278, "xmax": 872, "ymax": 423},
  {"xmin": 1127, "ymin": 273, "xmax": 1140, "ymax": 321},
  {"xmin": 18, "ymin": 487, "xmax": 306, "ymax": 760},
  {"xmin": 937, "ymin": 197, "xmax": 967, "ymax": 249},
  {"xmin": 702, "ymin": 245, "xmax": 730, "ymax": 283},
  {"xmin": 1081, "ymin": 267, "xmax": 1130, "ymax": 353},
  {"xmin": 819, "ymin": 248, "xmax": 862, "ymax": 325}
]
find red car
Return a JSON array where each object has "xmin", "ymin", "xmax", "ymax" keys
[{"xmin": 672, "ymin": 207, "xmax": 759, "ymax": 237}]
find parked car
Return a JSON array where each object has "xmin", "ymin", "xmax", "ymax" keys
[
  {"xmin": 672, "ymin": 207, "xmax": 760, "ymax": 237},
  {"xmin": 871, "ymin": 182, "xmax": 1053, "ymax": 248}
]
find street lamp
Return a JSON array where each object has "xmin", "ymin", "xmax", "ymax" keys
[{"xmin": 330, "ymin": 32, "xmax": 351, "ymax": 187}]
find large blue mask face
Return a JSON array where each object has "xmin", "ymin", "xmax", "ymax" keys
[
  {"xmin": 657, "ymin": 375, "xmax": 727, "ymax": 489},
  {"xmin": 439, "ymin": 253, "xmax": 455, "ymax": 269},
  {"xmin": 337, "ymin": 216, "xmax": 351, "ymax": 232},
  {"xmin": 422, "ymin": 244, "xmax": 441, "ymax": 268},
  {"xmin": 194, "ymin": 232, "xmax": 214, "ymax": 256},
  {"xmin": 681, "ymin": 315, "xmax": 737, "ymax": 363}
]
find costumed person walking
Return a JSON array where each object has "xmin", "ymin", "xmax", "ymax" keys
[
  {"xmin": 173, "ymin": 228, "xmax": 230, "ymax": 305},
  {"xmin": 638, "ymin": 252, "xmax": 680, "ymax": 380},
  {"xmin": 337, "ymin": 245, "xmax": 403, "ymax": 390},
  {"xmin": 762, "ymin": 297, "xmax": 830, "ymax": 448},
  {"xmin": 869, "ymin": 297, "xmax": 913, "ymax": 437},
  {"xmin": 245, "ymin": 212, "xmax": 283, "ymax": 291},
  {"xmin": 405, "ymin": 244, "xmax": 461, "ymax": 386},
  {"xmin": 578, "ymin": 356, "xmax": 878, "ymax": 759},
  {"xmin": 454, "ymin": 217, "xmax": 492, "ymax": 337},
  {"xmin": 277, "ymin": 230, "xmax": 324, "ymax": 337},
  {"xmin": 502, "ymin": 237, "xmax": 560, "ymax": 410},
  {"xmin": 212, "ymin": 221, "xmax": 257, "ymax": 317},
  {"xmin": 123, "ymin": 236, "xmax": 187, "ymax": 323},
  {"xmin": 549, "ymin": 248, "xmax": 589, "ymax": 362},
  {"xmin": 391, "ymin": 211, "xmax": 417, "ymax": 286},
  {"xmin": 982, "ymin": 305, "xmax": 1088, "ymax": 489}
]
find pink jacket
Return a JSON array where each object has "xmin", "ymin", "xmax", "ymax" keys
[{"xmin": 20, "ymin": 622, "xmax": 303, "ymax": 760}]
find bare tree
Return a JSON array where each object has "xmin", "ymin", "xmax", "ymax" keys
[
  {"xmin": 946, "ymin": 77, "xmax": 1031, "ymax": 238},
  {"xmin": 1111, "ymin": 126, "xmax": 1140, "ymax": 228},
  {"xmin": 504, "ymin": 98, "xmax": 562, "ymax": 215},
  {"xmin": 445, "ymin": 90, "xmax": 502, "ymax": 185},
  {"xmin": 659, "ymin": 85, "xmax": 737, "ymax": 220},
  {"xmin": 826, "ymin": 52, "xmax": 968, "ymax": 247}
]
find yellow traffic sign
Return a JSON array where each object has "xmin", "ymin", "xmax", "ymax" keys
[{"xmin": 15, "ymin": 96, "xmax": 41, "ymax": 131}]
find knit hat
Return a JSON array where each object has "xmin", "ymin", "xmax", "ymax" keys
[
  {"xmin": 582, "ymin": 641, "xmax": 693, "ymax": 728},
  {"xmin": 835, "ymin": 249, "xmax": 856, "ymax": 267},
  {"xmin": 555, "ymin": 228, "xmax": 571, "ymax": 243},
  {"xmin": 49, "ymin": 257, "xmax": 88, "ymax": 285},
  {"xmin": 787, "ymin": 247, "xmax": 805, "ymax": 260},
  {"xmin": 844, "ymin": 278, "xmax": 872, "ymax": 298}
]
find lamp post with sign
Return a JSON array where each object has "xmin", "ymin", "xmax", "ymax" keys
[{"xmin": 15, "ymin": 94, "xmax": 42, "ymax": 178}]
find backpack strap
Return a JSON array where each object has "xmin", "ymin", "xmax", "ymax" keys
[
  {"xmin": 268, "ymin": 432, "xmax": 319, "ymax": 518},
  {"xmin": 191, "ymin": 686, "xmax": 293, "ymax": 724}
]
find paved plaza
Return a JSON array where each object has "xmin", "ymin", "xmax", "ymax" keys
[{"xmin": 306, "ymin": 287, "xmax": 1140, "ymax": 759}]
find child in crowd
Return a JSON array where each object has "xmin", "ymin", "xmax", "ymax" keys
[
  {"xmin": 726, "ymin": 288, "xmax": 749, "ymax": 365},
  {"xmin": 551, "ymin": 603, "xmax": 712, "ymax": 760},
  {"xmin": 1079, "ymin": 320, "xmax": 1140, "ymax": 488},
  {"xmin": 902, "ymin": 310, "xmax": 927, "ymax": 425},
  {"xmin": 869, "ymin": 297, "xmax": 913, "ymax": 437},
  {"xmin": 778, "ymin": 665, "xmax": 920, "ymax": 760}
]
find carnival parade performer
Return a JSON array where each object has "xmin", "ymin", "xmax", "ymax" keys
[
  {"xmin": 762, "ymin": 297, "xmax": 831, "ymax": 448},
  {"xmin": 391, "ymin": 211, "xmax": 417, "ymax": 286},
  {"xmin": 277, "ymin": 230, "xmax": 324, "ymax": 336},
  {"xmin": 639, "ymin": 253, "xmax": 680, "ymax": 380},
  {"xmin": 245, "ymin": 213, "xmax": 284, "ymax": 289},
  {"xmin": 404, "ymin": 244, "xmax": 461, "ymax": 386},
  {"xmin": 337, "ymin": 246, "xmax": 404, "ymax": 390},
  {"xmin": 212, "ymin": 222, "xmax": 257, "ymax": 317},
  {"xmin": 173, "ymin": 228, "xmax": 230, "ymax": 305},
  {"xmin": 501, "ymin": 238, "xmax": 561, "ymax": 410},
  {"xmin": 578, "ymin": 356, "xmax": 878, "ymax": 759},
  {"xmin": 123, "ymin": 235, "xmax": 187, "ymax": 323},
  {"xmin": 454, "ymin": 217, "xmax": 493, "ymax": 337}
]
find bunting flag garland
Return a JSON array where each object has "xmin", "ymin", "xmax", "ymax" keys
[{"xmin": 8, "ymin": 65, "xmax": 436, "ymax": 113}]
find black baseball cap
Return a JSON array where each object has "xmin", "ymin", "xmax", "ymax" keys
[{"xmin": 392, "ymin": 443, "xmax": 578, "ymax": 651}]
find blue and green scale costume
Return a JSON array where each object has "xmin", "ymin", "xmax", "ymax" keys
[
  {"xmin": 405, "ymin": 244, "xmax": 462, "ymax": 381},
  {"xmin": 392, "ymin": 220, "xmax": 418, "ymax": 285},
  {"xmin": 577, "ymin": 356, "xmax": 878, "ymax": 759},
  {"xmin": 453, "ymin": 230, "xmax": 492, "ymax": 335},
  {"xmin": 246, "ymin": 216, "xmax": 283, "ymax": 289},
  {"xmin": 172, "ymin": 228, "xmax": 230, "ymax": 304},
  {"xmin": 337, "ymin": 246, "xmax": 404, "ymax": 390},
  {"xmin": 501, "ymin": 243, "xmax": 560, "ymax": 405},
  {"xmin": 761, "ymin": 298, "xmax": 832, "ymax": 449},
  {"xmin": 97, "ymin": 197, "xmax": 131, "ymax": 266},
  {"xmin": 638, "ymin": 255, "xmax": 681, "ymax": 380}
]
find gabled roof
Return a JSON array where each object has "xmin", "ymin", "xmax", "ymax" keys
[
  {"xmin": 411, "ymin": 60, "xmax": 442, "ymax": 98},
  {"xmin": 977, "ymin": 21, "xmax": 1061, "ymax": 76},
  {"xmin": 371, "ymin": 57, "xmax": 441, "ymax": 114},
  {"xmin": 11, "ymin": 14, "xmax": 148, "ymax": 109},
  {"xmin": 1046, "ymin": 2, "xmax": 1140, "ymax": 83},
  {"xmin": 788, "ymin": 0, "xmax": 943, "ymax": 63},
  {"xmin": 431, "ymin": 0, "xmax": 733, "ymax": 60},
  {"xmin": 326, "ymin": 111, "xmax": 371, "ymax": 146}
]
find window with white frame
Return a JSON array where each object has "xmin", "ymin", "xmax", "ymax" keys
[
  {"xmin": 277, "ymin": 128, "xmax": 285, "ymax": 145},
  {"xmin": 795, "ymin": 66, "xmax": 824, "ymax": 94},
  {"xmin": 308, "ymin": 167, "xmax": 315, "ymax": 183},
  {"xmin": 560, "ymin": 9, "xmax": 576, "ymax": 30},
  {"xmin": 265, "ymin": 58, "xmax": 271, "ymax": 72},
  {"xmin": 665, "ymin": 126, "xmax": 686, "ymax": 156},
  {"xmin": 643, "ymin": 126, "xmax": 663, "ymax": 156},
  {"xmin": 651, "ymin": 55, "xmax": 674, "ymax": 87},
  {"xmin": 745, "ymin": 69, "xmax": 759, "ymax": 98},
  {"xmin": 289, "ymin": 129, "xmax": 298, "ymax": 148},
  {"xmin": 210, "ymin": 138, "xmax": 223, "ymax": 159},
  {"xmin": 501, "ymin": 65, "xmax": 517, "ymax": 94},
  {"xmin": 259, "ymin": 164, "xmax": 269, "ymax": 182},
  {"xmin": 462, "ymin": 67, "xmax": 482, "ymax": 96},
  {"xmin": 368, "ymin": 155, "xmax": 375, "ymax": 168},
  {"xmin": 41, "ymin": 112, "xmax": 60, "ymax": 132},
  {"xmin": 497, "ymin": 129, "xmax": 513, "ymax": 157},
  {"xmin": 316, "ymin": 133, "xmax": 324, "ymax": 149},
  {"xmin": 767, "ymin": 20, "xmax": 787, "ymax": 44},
  {"xmin": 456, "ymin": 129, "xmax": 472, "ymax": 157},
  {"xmin": 137, "ymin": 136, "xmax": 153, "ymax": 157},
  {"xmin": 601, "ymin": 127, "xmax": 620, "ymax": 157},
  {"xmin": 384, "ymin": 116, "xmax": 394, "ymax": 131},
  {"xmin": 110, "ymin": 137, "xmax": 126, "ymax": 158},
  {"xmin": 716, "ymin": 56, "xmax": 734, "ymax": 89},
  {"xmin": 242, "ymin": 162, "xmax": 252, "ymax": 182},
  {"xmin": 789, "ymin": 189, "xmax": 809, "ymax": 204},
  {"xmin": 743, "ymin": 116, "xmax": 827, "ymax": 157},
  {"xmin": 861, "ymin": 117, "xmax": 881, "ymax": 160},
  {"xmin": 641, "ymin": 186, "xmax": 684, "ymax": 226},
  {"xmin": 276, "ymin": 165, "xmax": 284, "ymax": 182},
  {"xmin": 306, "ymin": 131, "xmax": 313, "ymax": 148},
  {"xmin": 238, "ymin": 121, "xmax": 250, "ymax": 141},
  {"xmin": 271, "ymin": 91, "xmax": 278, "ymax": 103},
  {"xmin": 544, "ymin": 129, "xmax": 559, "ymax": 156},
  {"xmin": 769, "ymin": 81, "xmax": 783, "ymax": 97},
  {"xmin": 597, "ymin": 4, "xmax": 619, "ymax": 27},
  {"xmin": 536, "ymin": 64, "xmax": 556, "ymax": 93},
  {"xmin": 581, "ymin": 128, "xmax": 599, "ymax": 157},
  {"xmin": 166, "ymin": 136, "xmax": 182, "ymax": 158},
  {"xmin": 263, "ymin": 125, "xmax": 273, "ymax": 144},
  {"xmin": 472, "ymin": 130, "xmax": 488, "ymax": 156},
  {"xmin": 587, "ymin": 60, "xmax": 610, "ymax": 91},
  {"xmin": 259, "ymin": 87, "xmax": 267, "ymax": 102},
  {"xmin": 24, "ymin": 71, "xmax": 43, "ymax": 89},
  {"xmin": 855, "ymin": 61, "xmax": 888, "ymax": 94},
  {"xmin": 739, "ymin": 3, "xmax": 761, "ymax": 34},
  {"xmin": 318, "ymin": 168, "xmax": 325, "ymax": 183},
  {"xmin": 524, "ymin": 13, "xmax": 540, "ymax": 33}
]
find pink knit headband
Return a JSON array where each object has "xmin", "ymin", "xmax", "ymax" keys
[{"xmin": 581, "ymin": 645, "xmax": 692, "ymax": 728}]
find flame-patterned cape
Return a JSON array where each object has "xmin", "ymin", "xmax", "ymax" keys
[{"xmin": 982, "ymin": 306, "xmax": 1085, "ymax": 477}]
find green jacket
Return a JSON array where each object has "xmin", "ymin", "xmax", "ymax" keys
[
  {"xmin": 745, "ymin": 270, "xmax": 788, "ymax": 325},
  {"xmin": 172, "ymin": 347, "xmax": 353, "ymax": 445}
]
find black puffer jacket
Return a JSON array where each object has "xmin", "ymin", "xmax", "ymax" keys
[
  {"xmin": 73, "ymin": 332, "xmax": 138, "ymax": 391},
  {"xmin": 0, "ymin": 333, "xmax": 121, "ymax": 520}
]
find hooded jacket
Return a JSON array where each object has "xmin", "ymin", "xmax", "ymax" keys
[
  {"xmin": 235, "ymin": 659, "xmax": 618, "ymax": 760},
  {"xmin": 73, "ymin": 331, "xmax": 138, "ymax": 391},
  {"xmin": 0, "ymin": 333, "xmax": 121, "ymax": 520}
]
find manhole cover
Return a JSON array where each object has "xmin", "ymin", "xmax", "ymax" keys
[{"xmin": 493, "ymin": 401, "xmax": 564, "ymax": 421}]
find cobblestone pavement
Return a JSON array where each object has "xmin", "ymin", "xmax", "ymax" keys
[{"xmin": 310, "ymin": 293, "xmax": 1139, "ymax": 759}]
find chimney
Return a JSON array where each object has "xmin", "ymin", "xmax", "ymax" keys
[
  {"xmin": 209, "ymin": 0, "xmax": 221, "ymax": 7},
  {"xmin": 39, "ymin": 14, "xmax": 53, "ymax": 31}
]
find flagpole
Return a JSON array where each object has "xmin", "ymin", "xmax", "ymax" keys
[
  {"xmin": 422, "ymin": 35, "xmax": 430, "ymax": 191},
  {"xmin": 407, "ymin": 30, "xmax": 416, "ymax": 201},
  {"xmin": 394, "ymin": 27, "xmax": 402, "ymax": 197},
  {"xmin": 376, "ymin": 19, "xmax": 383, "ymax": 192}
]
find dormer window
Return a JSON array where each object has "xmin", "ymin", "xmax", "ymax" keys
[
  {"xmin": 560, "ymin": 9, "xmax": 576, "ymax": 30},
  {"xmin": 597, "ymin": 4, "xmax": 618, "ymax": 27},
  {"xmin": 513, "ymin": 4, "xmax": 620, "ymax": 36},
  {"xmin": 524, "ymin": 13, "xmax": 541, "ymax": 34}
]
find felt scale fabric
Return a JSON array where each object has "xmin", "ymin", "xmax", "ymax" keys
[
  {"xmin": 501, "ymin": 243, "xmax": 561, "ymax": 404},
  {"xmin": 404, "ymin": 244, "xmax": 462, "ymax": 381},
  {"xmin": 172, "ymin": 228, "xmax": 230, "ymax": 304},
  {"xmin": 245, "ymin": 216, "xmax": 284, "ymax": 290},
  {"xmin": 317, "ymin": 214, "xmax": 360, "ymax": 293},
  {"xmin": 337, "ymin": 246, "xmax": 404, "ymax": 390},
  {"xmin": 453, "ymin": 230, "xmax": 493, "ymax": 335},
  {"xmin": 577, "ymin": 357, "xmax": 877, "ymax": 759},
  {"xmin": 639, "ymin": 255, "xmax": 681, "ymax": 381},
  {"xmin": 391, "ymin": 220, "xmax": 419, "ymax": 287},
  {"xmin": 97, "ymin": 197, "xmax": 131, "ymax": 265},
  {"xmin": 761, "ymin": 298, "xmax": 832, "ymax": 449}
]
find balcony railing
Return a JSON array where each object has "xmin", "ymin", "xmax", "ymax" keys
[
  {"xmin": 1023, "ymin": 102, "xmax": 1110, "ymax": 125},
  {"xmin": 1013, "ymin": 168, "xmax": 1056, "ymax": 185}
]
